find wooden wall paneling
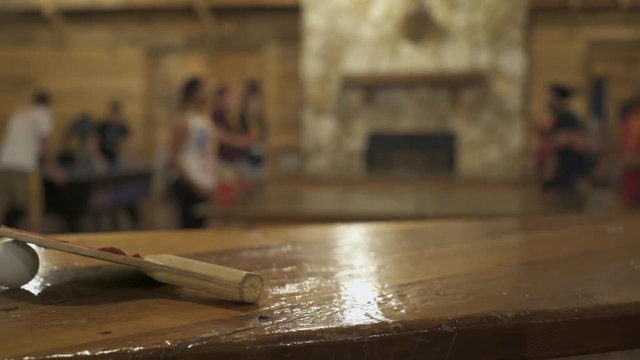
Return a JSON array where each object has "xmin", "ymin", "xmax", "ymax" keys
[
  {"xmin": 0, "ymin": 0, "xmax": 299, "ymax": 12},
  {"xmin": 263, "ymin": 41, "xmax": 300, "ymax": 176},
  {"xmin": 586, "ymin": 41, "xmax": 640, "ymax": 148},
  {"xmin": 209, "ymin": 50, "xmax": 263, "ymax": 96},
  {"xmin": 529, "ymin": 12, "xmax": 640, "ymax": 125},
  {"xmin": 0, "ymin": 9, "xmax": 301, "ymax": 180},
  {"xmin": 0, "ymin": 9, "xmax": 300, "ymax": 51},
  {"xmin": 0, "ymin": 46, "xmax": 146, "ymax": 160}
]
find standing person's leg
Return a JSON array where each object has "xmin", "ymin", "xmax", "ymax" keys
[
  {"xmin": 0, "ymin": 169, "xmax": 10, "ymax": 225},
  {"xmin": 542, "ymin": 150, "xmax": 558, "ymax": 187},
  {"xmin": 189, "ymin": 200, "xmax": 206, "ymax": 228},
  {"xmin": 240, "ymin": 159, "xmax": 264, "ymax": 200},
  {"xmin": 0, "ymin": 170, "xmax": 37, "ymax": 229},
  {"xmin": 178, "ymin": 197, "xmax": 195, "ymax": 228},
  {"xmin": 175, "ymin": 180, "xmax": 193, "ymax": 228},
  {"xmin": 26, "ymin": 170, "xmax": 43, "ymax": 232},
  {"xmin": 125, "ymin": 205, "xmax": 140, "ymax": 228},
  {"xmin": 219, "ymin": 160, "xmax": 248, "ymax": 206},
  {"xmin": 175, "ymin": 179, "xmax": 206, "ymax": 229}
]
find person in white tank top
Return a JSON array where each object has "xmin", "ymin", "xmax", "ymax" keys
[
  {"xmin": 170, "ymin": 77, "xmax": 256, "ymax": 229},
  {"xmin": 178, "ymin": 111, "xmax": 217, "ymax": 193}
]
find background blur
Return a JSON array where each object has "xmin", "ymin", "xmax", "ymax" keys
[{"xmin": 0, "ymin": 0, "xmax": 638, "ymax": 232}]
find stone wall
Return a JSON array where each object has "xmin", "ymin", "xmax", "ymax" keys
[{"xmin": 301, "ymin": 0, "xmax": 528, "ymax": 178}]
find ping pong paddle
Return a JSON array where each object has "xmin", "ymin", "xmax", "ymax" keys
[{"xmin": 0, "ymin": 226, "xmax": 263, "ymax": 303}]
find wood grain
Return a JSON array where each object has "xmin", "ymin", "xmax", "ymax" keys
[{"xmin": 2, "ymin": 214, "xmax": 640, "ymax": 359}]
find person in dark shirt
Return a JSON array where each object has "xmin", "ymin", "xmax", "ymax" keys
[
  {"xmin": 212, "ymin": 86, "xmax": 244, "ymax": 163},
  {"xmin": 239, "ymin": 79, "xmax": 267, "ymax": 182},
  {"xmin": 97, "ymin": 101, "xmax": 137, "ymax": 229},
  {"xmin": 63, "ymin": 113, "xmax": 106, "ymax": 170},
  {"xmin": 543, "ymin": 85, "xmax": 598, "ymax": 190},
  {"xmin": 97, "ymin": 101, "xmax": 130, "ymax": 167}
]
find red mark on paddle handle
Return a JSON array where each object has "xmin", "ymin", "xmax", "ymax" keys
[{"xmin": 97, "ymin": 247, "xmax": 143, "ymax": 258}]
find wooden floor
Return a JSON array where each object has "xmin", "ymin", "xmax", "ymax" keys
[
  {"xmin": 206, "ymin": 179, "xmax": 620, "ymax": 226},
  {"xmin": 3, "ymin": 214, "xmax": 640, "ymax": 359},
  {"xmin": 44, "ymin": 179, "xmax": 621, "ymax": 232}
]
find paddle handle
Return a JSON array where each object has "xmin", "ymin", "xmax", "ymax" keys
[{"xmin": 143, "ymin": 254, "xmax": 263, "ymax": 303}]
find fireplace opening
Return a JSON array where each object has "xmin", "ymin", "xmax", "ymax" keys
[{"xmin": 365, "ymin": 133, "xmax": 456, "ymax": 175}]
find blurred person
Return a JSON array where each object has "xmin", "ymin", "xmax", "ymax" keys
[
  {"xmin": 97, "ymin": 101, "xmax": 130, "ymax": 167},
  {"xmin": 171, "ymin": 77, "xmax": 217, "ymax": 229},
  {"xmin": 0, "ymin": 90, "xmax": 66, "ymax": 230},
  {"xmin": 211, "ymin": 85, "xmax": 256, "ymax": 206},
  {"xmin": 620, "ymin": 85, "xmax": 640, "ymax": 209},
  {"xmin": 212, "ymin": 86, "xmax": 242, "ymax": 177},
  {"xmin": 534, "ymin": 127, "xmax": 552, "ymax": 184},
  {"xmin": 621, "ymin": 84, "xmax": 640, "ymax": 121},
  {"xmin": 97, "ymin": 101, "xmax": 138, "ymax": 228},
  {"xmin": 63, "ymin": 112, "xmax": 106, "ymax": 171},
  {"xmin": 170, "ymin": 78, "xmax": 255, "ymax": 228},
  {"xmin": 239, "ymin": 79, "xmax": 267, "ymax": 183},
  {"xmin": 542, "ymin": 85, "xmax": 599, "ymax": 190}
]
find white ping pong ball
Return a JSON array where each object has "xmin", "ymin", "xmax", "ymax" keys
[{"xmin": 0, "ymin": 238, "xmax": 40, "ymax": 288}]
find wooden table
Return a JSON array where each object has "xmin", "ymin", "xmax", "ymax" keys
[
  {"xmin": 2, "ymin": 214, "xmax": 640, "ymax": 359},
  {"xmin": 45, "ymin": 168, "xmax": 151, "ymax": 232}
]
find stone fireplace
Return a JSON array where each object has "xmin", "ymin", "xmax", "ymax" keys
[
  {"xmin": 340, "ymin": 72, "xmax": 484, "ymax": 176},
  {"xmin": 366, "ymin": 132, "xmax": 456, "ymax": 175},
  {"xmin": 301, "ymin": 0, "xmax": 528, "ymax": 179}
]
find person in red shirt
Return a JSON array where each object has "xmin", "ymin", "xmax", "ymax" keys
[{"xmin": 620, "ymin": 87, "xmax": 640, "ymax": 209}]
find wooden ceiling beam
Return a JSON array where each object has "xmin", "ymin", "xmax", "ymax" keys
[
  {"xmin": 6, "ymin": 0, "xmax": 640, "ymax": 13},
  {"xmin": 191, "ymin": 0, "xmax": 217, "ymax": 34},
  {"xmin": 35, "ymin": 0, "xmax": 67, "ymax": 38}
]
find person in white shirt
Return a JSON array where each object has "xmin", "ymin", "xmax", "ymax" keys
[
  {"xmin": 0, "ymin": 91, "xmax": 66, "ymax": 230},
  {"xmin": 170, "ymin": 78, "xmax": 255, "ymax": 228}
]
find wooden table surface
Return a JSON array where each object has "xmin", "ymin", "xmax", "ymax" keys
[{"xmin": 2, "ymin": 214, "xmax": 640, "ymax": 359}]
